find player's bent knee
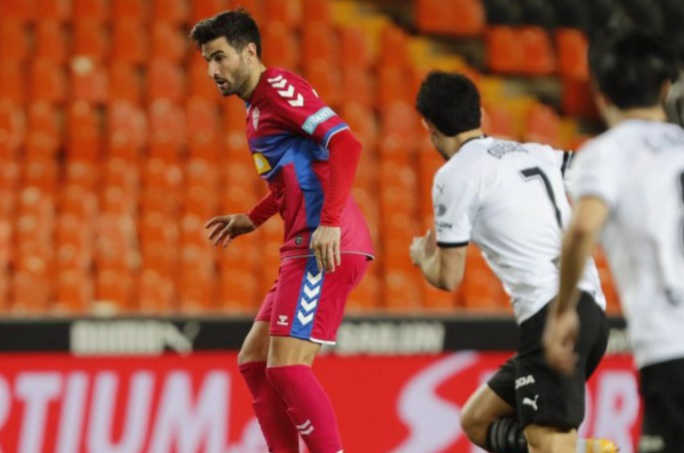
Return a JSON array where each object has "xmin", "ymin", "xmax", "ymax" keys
[{"xmin": 459, "ymin": 405, "xmax": 488, "ymax": 444}]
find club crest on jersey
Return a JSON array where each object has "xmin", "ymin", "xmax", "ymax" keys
[
  {"xmin": 252, "ymin": 153, "xmax": 272, "ymax": 174},
  {"xmin": 252, "ymin": 106, "xmax": 260, "ymax": 130}
]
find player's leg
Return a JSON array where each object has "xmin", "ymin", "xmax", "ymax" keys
[
  {"xmin": 266, "ymin": 254, "xmax": 369, "ymax": 453},
  {"xmin": 639, "ymin": 358, "xmax": 684, "ymax": 453},
  {"xmin": 520, "ymin": 292, "xmax": 612, "ymax": 453},
  {"xmin": 238, "ymin": 283, "xmax": 300, "ymax": 453},
  {"xmin": 461, "ymin": 357, "xmax": 522, "ymax": 451}
]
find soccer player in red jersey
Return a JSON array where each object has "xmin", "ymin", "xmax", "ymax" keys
[{"xmin": 191, "ymin": 9, "xmax": 374, "ymax": 453}]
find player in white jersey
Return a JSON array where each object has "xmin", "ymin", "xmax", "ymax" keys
[
  {"xmin": 544, "ymin": 29, "xmax": 684, "ymax": 453},
  {"xmin": 410, "ymin": 72, "xmax": 615, "ymax": 453}
]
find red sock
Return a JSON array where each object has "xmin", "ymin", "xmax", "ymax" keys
[
  {"xmin": 239, "ymin": 362, "xmax": 300, "ymax": 453},
  {"xmin": 267, "ymin": 365, "xmax": 343, "ymax": 453}
]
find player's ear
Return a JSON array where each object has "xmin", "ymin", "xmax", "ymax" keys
[{"xmin": 244, "ymin": 42, "xmax": 258, "ymax": 62}]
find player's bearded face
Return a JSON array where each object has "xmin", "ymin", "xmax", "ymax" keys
[{"xmin": 202, "ymin": 38, "xmax": 252, "ymax": 98}]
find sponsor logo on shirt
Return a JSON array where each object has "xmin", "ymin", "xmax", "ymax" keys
[
  {"xmin": 435, "ymin": 221, "xmax": 453, "ymax": 231},
  {"xmin": 515, "ymin": 374, "xmax": 535, "ymax": 389},
  {"xmin": 487, "ymin": 141, "xmax": 528, "ymax": 159},
  {"xmin": 252, "ymin": 153, "xmax": 272, "ymax": 174},
  {"xmin": 302, "ymin": 107, "xmax": 335, "ymax": 135}
]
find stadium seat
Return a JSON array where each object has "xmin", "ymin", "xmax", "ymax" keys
[
  {"xmin": 11, "ymin": 270, "xmax": 50, "ymax": 313},
  {"xmin": 65, "ymin": 160, "xmax": 99, "ymax": 191},
  {"xmin": 556, "ymin": 28, "xmax": 589, "ymax": 80},
  {"xmin": 483, "ymin": 102, "xmax": 516, "ymax": 139},
  {"xmin": 36, "ymin": 0, "xmax": 70, "ymax": 21},
  {"xmin": 378, "ymin": 67, "xmax": 413, "ymax": 108},
  {"xmin": 137, "ymin": 270, "xmax": 174, "ymax": 313},
  {"xmin": 219, "ymin": 267, "xmax": 259, "ymax": 311},
  {"xmin": 188, "ymin": 59, "xmax": 220, "ymax": 101},
  {"xmin": 112, "ymin": 0, "xmax": 147, "ymax": 22},
  {"xmin": 151, "ymin": 22, "xmax": 187, "ymax": 62},
  {"xmin": 340, "ymin": 102, "xmax": 378, "ymax": 147},
  {"xmin": 146, "ymin": 59, "xmax": 186, "ymax": 104},
  {"xmin": 107, "ymin": 101, "xmax": 147, "ymax": 160},
  {"xmin": 178, "ymin": 245, "xmax": 217, "ymax": 312},
  {"xmin": 303, "ymin": 61, "xmax": 342, "ymax": 108},
  {"xmin": 524, "ymin": 103, "xmax": 561, "ymax": 148},
  {"xmin": 0, "ymin": 19, "xmax": 28, "ymax": 61},
  {"xmin": 66, "ymin": 101, "xmax": 101, "ymax": 161},
  {"xmin": 264, "ymin": 0, "xmax": 301, "ymax": 28},
  {"xmin": 520, "ymin": 26, "xmax": 555, "ymax": 76},
  {"xmin": 303, "ymin": 0, "xmax": 330, "ymax": 24},
  {"xmin": 25, "ymin": 102, "xmax": 60, "ymax": 158},
  {"xmin": 0, "ymin": 62, "xmax": 25, "ymax": 104},
  {"xmin": 29, "ymin": 58, "xmax": 67, "ymax": 104},
  {"xmin": 95, "ymin": 270, "xmax": 134, "ymax": 312},
  {"xmin": 35, "ymin": 21, "xmax": 67, "ymax": 63},
  {"xmin": 347, "ymin": 265, "xmax": 380, "ymax": 310},
  {"xmin": 111, "ymin": 19, "xmax": 148, "ymax": 64},
  {"xmin": 0, "ymin": 0, "xmax": 34, "ymax": 22},
  {"xmin": 339, "ymin": 25, "xmax": 373, "ymax": 69},
  {"xmin": 108, "ymin": 62, "xmax": 142, "ymax": 105},
  {"xmin": 72, "ymin": 20, "xmax": 108, "ymax": 60},
  {"xmin": 72, "ymin": 0, "xmax": 108, "ymax": 22},
  {"xmin": 152, "ymin": 0, "xmax": 187, "ymax": 25},
  {"xmin": 416, "ymin": 0, "xmax": 485, "ymax": 36},
  {"xmin": 186, "ymin": 97, "xmax": 221, "ymax": 160},
  {"xmin": 59, "ymin": 184, "xmax": 97, "ymax": 220},
  {"xmin": 561, "ymin": 77, "xmax": 599, "ymax": 119},
  {"xmin": 380, "ymin": 25, "xmax": 410, "ymax": 68},
  {"xmin": 0, "ymin": 100, "xmax": 25, "ymax": 158},
  {"xmin": 55, "ymin": 270, "xmax": 91, "ymax": 313},
  {"xmin": 69, "ymin": 57, "xmax": 108, "ymax": 103},
  {"xmin": 261, "ymin": 22, "xmax": 299, "ymax": 68},
  {"xmin": 383, "ymin": 268, "xmax": 423, "ymax": 310},
  {"xmin": 486, "ymin": 26, "xmax": 523, "ymax": 74},
  {"xmin": 191, "ymin": 0, "xmax": 228, "ymax": 25},
  {"xmin": 23, "ymin": 157, "xmax": 59, "ymax": 193},
  {"xmin": 461, "ymin": 246, "xmax": 509, "ymax": 311},
  {"xmin": 302, "ymin": 22, "xmax": 338, "ymax": 66}
]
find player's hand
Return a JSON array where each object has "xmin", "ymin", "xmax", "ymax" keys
[
  {"xmin": 410, "ymin": 229, "xmax": 437, "ymax": 267},
  {"xmin": 543, "ymin": 308, "xmax": 579, "ymax": 375},
  {"xmin": 205, "ymin": 214, "xmax": 256, "ymax": 248},
  {"xmin": 311, "ymin": 225, "xmax": 341, "ymax": 272}
]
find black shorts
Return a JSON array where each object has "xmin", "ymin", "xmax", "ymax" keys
[
  {"xmin": 639, "ymin": 358, "xmax": 684, "ymax": 453},
  {"xmin": 487, "ymin": 292, "xmax": 608, "ymax": 430}
]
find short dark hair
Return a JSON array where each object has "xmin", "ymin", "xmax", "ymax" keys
[
  {"xmin": 416, "ymin": 71, "xmax": 482, "ymax": 136},
  {"xmin": 589, "ymin": 28, "xmax": 679, "ymax": 109},
  {"xmin": 189, "ymin": 9, "xmax": 262, "ymax": 58}
]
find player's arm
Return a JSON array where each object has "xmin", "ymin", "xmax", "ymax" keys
[
  {"xmin": 412, "ymin": 171, "xmax": 475, "ymax": 291},
  {"xmin": 205, "ymin": 190, "xmax": 278, "ymax": 247},
  {"xmin": 411, "ymin": 231, "xmax": 467, "ymax": 290},
  {"xmin": 247, "ymin": 190, "xmax": 279, "ymax": 227}
]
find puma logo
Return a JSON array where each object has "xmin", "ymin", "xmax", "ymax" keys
[{"xmin": 522, "ymin": 394, "xmax": 539, "ymax": 411}]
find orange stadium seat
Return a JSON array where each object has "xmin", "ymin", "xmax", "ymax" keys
[
  {"xmin": 36, "ymin": 0, "xmax": 70, "ymax": 21},
  {"xmin": 11, "ymin": 270, "xmax": 50, "ymax": 313},
  {"xmin": 65, "ymin": 160, "xmax": 99, "ymax": 191},
  {"xmin": 520, "ymin": 26, "xmax": 555, "ymax": 76},
  {"xmin": 106, "ymin": 101, "xmax": 147, "ymax": 160},
  {"xmin": 137, "ymin": 270, "xmax": 174, "ymax": 313},
  {"xmin": 152, "ymin": 0, "xmax": 187, "ymax": 25},
  {"xmin": 146, "ymin": 59, "xmax": 186, "ymax": 104},
  {"xmin": 380, "ymin": 101, "xmax": 419, "ymax": 145},
  {"xmin": 302, "ymin": 22, "xmax": 338, "ymax": 67},
  {"xmin": 562, "ymin": 77, "xmax": 599, "ymax": 119},
  {"xmin": 112, "ymin": 0, "xmax": 147, "ymax": 22},
  {"xmin": 0, "ymin": 100, "xmax": 25, "ymax": 158},
  {"xmin": 383, "ymin": 268, "xmax": 423, "ymax": 310},
  {"xmin": 0, "ymin": 62, "xmax": 25, "ymax": 104},
  {"xmin": 25, "ymin": 102, "xmax": 60, "ymax": 158},
  {"xmin": 184, "ymin": 184, "xmax": 219, "ymax": 219},
  {"xmin": 0, "ymin": 0, "xmax": 34, "ymax": 22},
  {"xmin": 524, "ymin": 103, "xmax": 562, "ymax": 148},
  {"xmin": 0, "ymin": 19, "xmax": 28, "ymax": 61},
  {"xmin": 112, "ymin": 19, "xmax": 148, "ymax": 64},
  {"xmin": 264, "ymin": 0, "xmax": 301, "ymax": 28},
  {"xmin": 339, "ymin": 26, "xmax": 373, "ymax": 69},
  {"xmin": 186, "ymin": 97, "xmax": 221, "ymax": 160},
  {"xmin": 59, "ymin": 184, "xmax": 97, "ymax": 221},
  {"xmin": 486, "ymin": 26, "xmax": 523, "ymax": 74},
  {"xmin": 108, "ymin": 62, "xmax": 142, "ymax": 105},
  {"xmin": 556, "ymin": 28, "xmax": 589, "ymax": 80},
  {"xmin": 188, "ymin": 59, "xmax": 220, "ymax": 101},
  {"xmin": 69, "ymin": 58, "xmax": 108, "ymax": 103},
  {"xmin": 422, "ymin": 281, "xmax": 461, "ymax": 310},
  {"xmin": 191, "ymin": 0, "xmax": 228, "ymax": 25},
  {"xmin": 29, "ymin": 58, "xmax": 67, "ymax": 104},
  {"xmin": 35, "ymin": 21, "xmax": 67, "ymax": 63},
  {"xmin": 378, "ymin": 67, "xmax": 413, "ymax": 108},
  {"xmin": 151, "ymin": 22, "xmax": 187, "ymax": 62},
  {"xmin": 341, "ymin": 102, "xmax": 378, "ymax": 147},
  {"xmin": 303, "ymin": 0, "xmax": 330, "ymax": 24},
  {"xmin": 72, "ymin": 21, "xmax": 108, "ymax": 60},
  {"xmin": 72, "ymin": 0, "xmax": 108, "ymax": 22},
  {"xmin": 95, "ymin": 270, "xmax": 134, "ymax": 312},
  {"xmin": 380, "ymin": 25, "xmax": 410, "ymax": 68},
  {"xmin": 23, "ymin": 157, "xmax": 59, "ymax": 192},
  {"xmin": 178, "ymin": 245, "xmax": 217, "ymax": 312},
  {"xmin": 416, "ymin": 0, "xmax": 485, "ymax": 36},
  {"xmin": 219, "ymin": 267, "xmax": 259, "ymax": 311},
  {"xmin": 55, "ymin": 270, "xmax": 91, "ymax": 313},
  {"xmin": 304, "ymin": 61, "xmax": 342, "ymax": 108},
  {"xmin": 261, "ymin": 21, "xmax": 298, "ymax": 68},
  {"xmin": 461, "ymin": 246, "xmax": 509, "ymax": 311},
  {"xmin": 66, "ymin": 101, "xmax": 101, "ymax": 161},
  {"xmin": 482, "ymin": 102, "xmax": 516, "ymax": 139}
]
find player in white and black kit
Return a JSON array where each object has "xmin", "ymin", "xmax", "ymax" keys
[
  {"xmin": 544, "ymin": 29, "xmax": 684, "ymax": 453},
  {"xmin": 410, "ymin": 72, "xmax": 616, "ymax": 453}
]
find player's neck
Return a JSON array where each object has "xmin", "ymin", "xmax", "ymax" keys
[
  {"xmin": 608, "ymin": 106, "xmax": 667, "ymax": 127},
  {"xmin": 240, "ymin": 64, "xmax": 268, "ymax": 101},
  {"xmin": 455, "ymin": 129, "xmax": 486, "ymax": 151}
]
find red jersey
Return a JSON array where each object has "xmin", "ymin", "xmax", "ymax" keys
[{"xmin": 245, "ymin": 67, "xmax": 374, "ymax": 260}]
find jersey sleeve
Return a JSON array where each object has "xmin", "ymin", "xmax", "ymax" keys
[
  {"xmin": 433, "ymin": 170, "xmax": 479, "ymax": 247},
  {"xmin": 263, "ymin": 72, "xmax": 349, "ymax": 147},
  {"xmin": 568, "ymin": 141, "xmax": 619, "ymax": 207}
]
